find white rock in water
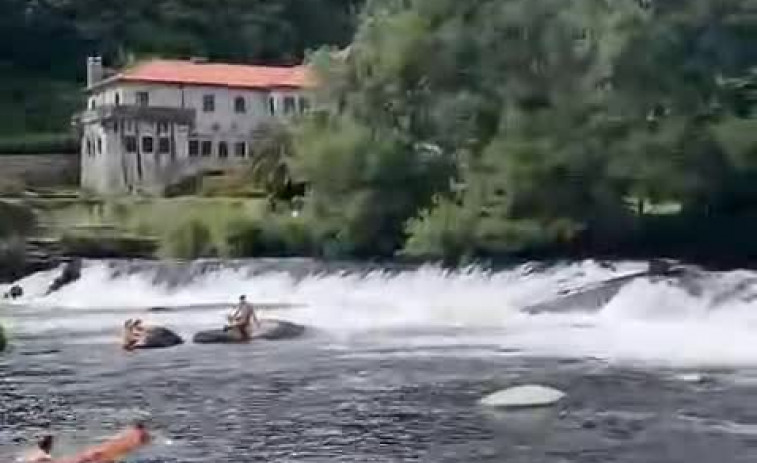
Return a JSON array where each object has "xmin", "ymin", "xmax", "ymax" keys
[{"xmin": 479, "ymin": 385, "xmax": 566, "ymax": 408}]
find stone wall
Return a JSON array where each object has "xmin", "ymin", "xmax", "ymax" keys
[{"xmin": 0, "ymin": 153, "xmax": 79, "ymax": 187}]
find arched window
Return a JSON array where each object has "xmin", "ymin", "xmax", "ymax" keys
[{"xmin": 234, "ymin": 96, "xmax": 246, "ymax": 114}]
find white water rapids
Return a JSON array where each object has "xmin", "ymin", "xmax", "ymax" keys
[{"xmin": 4, "ymin": 259, "xmax": 757, "ymax": 368}]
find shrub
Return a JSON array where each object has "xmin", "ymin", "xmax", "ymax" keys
[
  {"xmin": 402, "ymin": 197, "xmax": 477, "ymax": 263},
  {"xmin": 0, "ymin": 201, "xmax": 36, "ymax": 238},
  {"xmin": 224, "ymin": 214, "xmax": 312, "ymax": 257},
  {"xmin": 60, "ymin": 233, "xmax": 158, "ymax": 258},
  {"xmin": 162, "ymin": 219, "xmax": 214, "ymax": 259},
  {"xmin": 0, "ymin": 238, "xmax": 27, "ymax": 282}
]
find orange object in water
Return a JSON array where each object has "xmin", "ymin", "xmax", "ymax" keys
[{"xmin": 53, "ymin": 425, "xmax": 150, "ymax": 463}]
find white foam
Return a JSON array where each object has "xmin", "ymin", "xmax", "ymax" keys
[{"xmin": 7, "ymin": 259, "xmax": 757, "ymax": 368}]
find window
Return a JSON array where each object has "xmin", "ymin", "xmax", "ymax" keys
[
  {"xmin": 158, "ymin": 137, "xmax": 171, "ymax": 154},
  {"xmin": 97, "ymin": 137, "xmax": 103, "ymax": 155},
  {"xmin": 136, "ymin": 91, "xmax": 150, "ymax": 107},
  {"xmin": 218, "ymin": 141, "xmax": 228, "ymax": 158},
  {"xmin": 203, "ymin": 94, "xmax": 215, "ymax": 112},
  {"xmin": 124, "ymin": 120, "xmax": 135, "ymax": 134},
  {"xmin": 141, "ymin": 136, "xmax": 154, "ymax": 154},
  {"xmin": 124, "ymin": 136, "xmax": 137, "ymax": 153},
  {"xmin": 89, "ymin": 99, "xmax": 97, "ymax": 110},
  {"xmin": 157, "ymin": 122, "xmax": 169, "ymax": 135},
  {"xmin": 284, "ymin": 96, "xmax": 297, "ymax": 114},
  {"xmin": 188, "ymin": 139, "xmax": 199, "ymax": 157},
  {"xmin": 234, "ymin": 141, "xmax": 247, "ymax": 157},
  {"xmin": 201, "ymin": 140, "xmax": 212, "ymax": 157},
  {"xmin": 115, "ymin": 93, "xmax": 121, "ymax": 106},
  {"xmin": 299, "ymin": 96, "xmax": 310, "ymax": 113},
  {"xmin": 234, "ymin": 96, "xmax": 246, "ymax": 113},
  {"xmin": 86, "ymin": 139, "xmax": 92, "ymax": 157},
  {"xmin": 268, "ymin": 96, "xmax": 276, "ymax": 115}
]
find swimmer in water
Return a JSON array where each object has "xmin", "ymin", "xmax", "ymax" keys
[
  {"xmin": 23, "ymin": 435, "xmax": 53, "ymax": 462},
  {"xmin": 52, "ymin": 422, "xmax": 151, "ymax": 463}
]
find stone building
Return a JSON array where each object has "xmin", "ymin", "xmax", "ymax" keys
[{"xmin": 73, "ymin": 57, "xmax": 313, "ymax": 195}]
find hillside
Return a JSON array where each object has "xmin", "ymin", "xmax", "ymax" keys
[{"xmin": 0, "ymin": 0, "xmax": 363, "ymax": 151}]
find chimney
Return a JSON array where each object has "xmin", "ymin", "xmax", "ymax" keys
[{"xmin": 87, "ymin": 56, "xmax": 103, "ymax": 88}]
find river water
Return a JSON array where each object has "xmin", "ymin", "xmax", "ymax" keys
[{"xmin": 3, "ymin": 259, "xmax": 757, "ymax": 462}]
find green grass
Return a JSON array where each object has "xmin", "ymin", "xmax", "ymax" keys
[{"xmin": 31, "ymin": 196, "xmax": 269, "ymax": 257}]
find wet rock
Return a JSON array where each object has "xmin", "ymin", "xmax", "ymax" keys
[
  {"xmin": 132, "ymin": 327, "xmax": 184, "ymax": 350},
  {"xmin": 0, "ymin": 324, "xmax": 6, "ymax": 352},
  {"xmin": 46, "ymin": 258, "xmax": 82, "ymax": 295},
  {"xmin": 479, "ymin": 385, "xmax": 566, "ymax": 409},
  {"xmin": 582, "ymin": 419, "xmax": 598, "ymax": 429}
]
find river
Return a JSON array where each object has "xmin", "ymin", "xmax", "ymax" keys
[{"xmin": 3, "ymin": 259, "xmax": 757, "ymax": 462}]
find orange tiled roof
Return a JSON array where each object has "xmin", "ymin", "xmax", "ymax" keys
[{"xmin": 101, "ymin": 59, "xmax": 314, "ymax": 90}]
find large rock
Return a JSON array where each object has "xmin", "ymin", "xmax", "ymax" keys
[
  {"xmin": 0, "ymin": 324, "xmax": 6, "ymax": 352},
  {"xmin": 193, "ymin": 319, "xmax": 305, "ymax": 344},
  {"xmin": 479, "ymin": 385, "xmax": 566, "ymax": 409},
  {"xmin": 131, "ymin": 326, "xmax": 184, "ymax": 350}
]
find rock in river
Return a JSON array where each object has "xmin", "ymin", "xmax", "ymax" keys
[
  {"xmin": 0, "ymin": 324, "xmax": 6, "ymax": 352},
  {"xmin": 479, "ymin": 385, "xmax": 566, "ymax": 409}
]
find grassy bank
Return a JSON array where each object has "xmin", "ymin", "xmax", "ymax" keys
[{"xmin": 30, "ymin": 196, "xmax": 309, "ymax": 259}]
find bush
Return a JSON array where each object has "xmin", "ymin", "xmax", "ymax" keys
[
  {"xmin": 402, "ymin": 197, "xmax": 478, "ymax": 263},
  {"xmin": 0, "ymin": 238, "xmax": 27, "ymax": 282},
  {"xmin": 162, "ymin": 219, "xmax": 215, "ymax": 259},
  {"xmin": 0, "ymin": 201, "xmax": 36, "ymax": 238},
  {"xmin": 224, "ymin": 214, "xmax": 312, "ymax": 257},
  {"xmin": 60, "ymin": 233, "xmax": 158, "ymax": 258}
]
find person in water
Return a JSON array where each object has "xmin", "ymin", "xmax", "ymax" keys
[
  {"xmin": 23, "ymin": 435, "xmax": 53, "ymax": 462},
  {"xmin": 224, "ymin": 295, "xmax": 260, "ymax": 341},
  {"xmin": 40, "ymin": 422, "xmax": 151, "ymax": 463},
  {"xmin": 122, "ymin": 318, "xmax": 149, "ymax": 351}
]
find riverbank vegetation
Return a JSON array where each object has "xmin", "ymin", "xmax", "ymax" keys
[
  {"xmin": 2, "ymin": 0, "xmax": 757, "ymax": 268},
  {"xmin": 279, "ymin": 0, "xmax": 757, "ymax": 266}
]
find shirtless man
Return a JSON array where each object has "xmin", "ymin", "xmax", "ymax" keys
[
  {"xmin": 224, "ymin": 295, "xmax": 260, "ymax": 341},
  {"xmin": 122, "ymin": 319, "xmax": 148, "ymax": 351}
]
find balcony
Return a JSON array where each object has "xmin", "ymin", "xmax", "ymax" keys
[{"xmin": 73, "ymin": 105, "xmax": 196, "ymax": 127}]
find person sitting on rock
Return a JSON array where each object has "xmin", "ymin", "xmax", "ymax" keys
[
  {"xmin": 23, "ymin": 435, "xmax": 53, "ymax": 462},
  {"xmin": 224, "ymin": 295, "xmax": 260, "ymax": 341},
  {"xmin": 122, "ymin": 318, "xmax": 149, "ymax": 351}
]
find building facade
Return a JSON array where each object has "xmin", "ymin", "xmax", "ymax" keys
[{"xmin": 74, "ymin": 57, "xmax": 313, "ymax": 195}]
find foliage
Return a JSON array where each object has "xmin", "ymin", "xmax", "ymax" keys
[
  {"xmin": 60, "ymin": 232, "xmax": 158, "ymax": 258},
  {"xmin": 0, "ymin": 201, "xmax": 37, "ymax": 239},
  {"xmin": 162, "ymin": 219, "xmax": 214, "ymax": 259},
  {"xmin": 294, "ymin": 0, "xmax": 757, "ymax": 263},
  {"xmin": 224, "ymin": 214, "xmax": 311, "ymax": 257},
  {"xmin": 0, "ymin": 237, "xmax": 27, "ymax": 283},
  {"xmin": 0, "ymin": 0, "xmax": 364, "ymax": 137}
]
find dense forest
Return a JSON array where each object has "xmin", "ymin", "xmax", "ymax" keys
[
  {"xmin": 0, "ymin": 0, "xmax": 362, "ymax": 139},
  {"xmin": 287, "ymin": 0, "xmax": 757, "ymax": 265}
]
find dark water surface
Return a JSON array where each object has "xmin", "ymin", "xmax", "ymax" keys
[
  {"xmin": 3, "ymin": 328, "xmax": 757, "ymax": 463},
  {"xmin": 4, "ymin": 259, "xmax": 757, "ymax": 462}
]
